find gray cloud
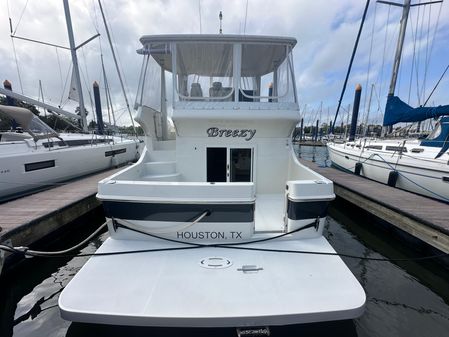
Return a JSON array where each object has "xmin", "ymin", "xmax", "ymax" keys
[{"xmin": 1, "ymin": 0, "xmax": 448, "ymax": 127}]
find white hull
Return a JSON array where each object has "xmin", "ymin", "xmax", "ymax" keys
[
  {"xmin": 0, "ymin": 133, "xmax": 140, "ymax": 201},
  {"xmin": 327, "ymin": 140, "xmax": 449, "ymax": 202},
  {"xmin": 60, "ymin": 236, "xmax": 365, "ymax": 327}
]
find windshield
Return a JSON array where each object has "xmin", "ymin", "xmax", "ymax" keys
[{"xmin": 0, "ymin": 108, "xmax": 57, "ymax": 135}]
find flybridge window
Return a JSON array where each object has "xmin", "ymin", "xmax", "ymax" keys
[
  {"xmin": 240, "ymin": 44, "xmax": 296, "ymax": 103},
  {"xmin": 135, "ymin": 39, "xmax": 298, "ymax": 108},
  {"xmin": 135, "ymin": 50, "xmax": 163, "ymax": 112},
  {"xmin": 176, "ymin": 43, "xmax": 234, "ymax": 101}
]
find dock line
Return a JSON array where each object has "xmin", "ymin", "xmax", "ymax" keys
[{"xmin": 1, "ymin": 219, "xmax": 448, "ymax": 263}]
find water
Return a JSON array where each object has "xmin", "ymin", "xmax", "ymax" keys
[
  {"xmin": 295, "ymin": 144, "xmax": 330, "ymax": 167},
  {"xmin": 1, "ymin": 146, "xmax": 449, "ymax": 337}
]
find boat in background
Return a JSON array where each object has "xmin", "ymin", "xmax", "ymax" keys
[
  {"xmin": 327, "ymin": 0, "xmax": 449, "ymax": 203},
  {"xmin": 0, "ymin": 0, "xmax": 142, "ymax": 202},
  {"xmin": 0, "ymin": 105, "xmax": 140, "ymax": 202},
  {"xmin": 327, "ymin": 117, "xmax": 449, "ymax": 202},
  {"xmin": 59, "ymin": 34, "xmax": 365, "ymax": 328}
]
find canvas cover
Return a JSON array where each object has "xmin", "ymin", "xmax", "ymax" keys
[{"xmin": 383, "ymin": 95, "xmax": 449, "ymax": 126}]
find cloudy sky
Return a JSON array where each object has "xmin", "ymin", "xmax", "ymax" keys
[{"xmin": 1, "ymin": 0, "xmax": 448, "ymax": 127}]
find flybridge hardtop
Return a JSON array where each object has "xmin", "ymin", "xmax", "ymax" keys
[
  {"xmin": 60, "ymin": 33, "xmax": 365, "ymax": 328},
  {"xmin": 139, "ymin": 34, "xmax": 296, "ymax": 79},
  {"xmin": 139, "ymin": 34, "xmax": 297, "ymax": 44}
]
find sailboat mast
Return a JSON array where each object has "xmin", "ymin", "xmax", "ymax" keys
[
  {"xmin": 387, "ymin": 0, "xmax": 411, "ymax": 96},
  {"xmin": 97, "ymin": 0, "xmax": 137, "ymax": 137},
  {"xmin": 62, "ymin": 0, "xmax": 88, "ymax": 132}
]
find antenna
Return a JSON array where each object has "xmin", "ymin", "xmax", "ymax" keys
[
  {"xmin": 219, "ymin": 11, "xmax": 223, "ymax": 34},
  {"xmin": 198, "ymin": 0, "xmax": 202, "ymax": 34}
]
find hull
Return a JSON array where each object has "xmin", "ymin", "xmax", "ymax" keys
[
  {"xmin": 59, "ymin": 236, "xmax": 365, "ymax": 327},
  {"xmin": 0, "ymin": 135, "xmax": 140, "ymax": 202},
  {"xmin": 327, "ymin": 141, "xmax": 449, "ymax": 202},
  {"xmin": 59, "ymin": 145, "xmax": 366, "ymax": 327}
]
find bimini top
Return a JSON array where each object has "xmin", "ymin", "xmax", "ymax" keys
[{"xmin": 137, "ymin": 34, "xmax": 297, "ymax": 76}]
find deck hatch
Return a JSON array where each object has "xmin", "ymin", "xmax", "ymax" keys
[{"xmin": 199, "ymin": 257, "xmax": 232, "ymax": 269}]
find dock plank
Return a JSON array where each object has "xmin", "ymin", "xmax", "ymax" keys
[
  {"xmin": 0, "ymin": 167, "xmax": 123, "ymax": 247},
  {"xmin": 300, "ymin": 159, "xmax": 449, "ymax": 253}
]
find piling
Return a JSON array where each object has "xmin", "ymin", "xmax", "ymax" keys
[
  {"xmin": 349, "ymin": 84, "xmax": 362, "ymax": 142},
  {"xmin": 93, "ymin": 81, "xmax": 104, "ymax": 135},
  {"xmin": 3, "ymin": 80, "xmax": 15, "ymax": 106}
]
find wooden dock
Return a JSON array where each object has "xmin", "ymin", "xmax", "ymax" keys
[
  {"xmin": 300, "ymin": 159, "xmax": 449, "ymax": 253},
  {"xmin": 0, "ymin": 167, "xmax": 122, "ymax": 249}
]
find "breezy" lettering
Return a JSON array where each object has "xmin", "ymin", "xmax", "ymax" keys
[{"xmin": 207, "ymin": 127, "xmax": 256, "ymax": 141}]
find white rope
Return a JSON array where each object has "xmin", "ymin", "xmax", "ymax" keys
[
  {"xmin": 8, "ymin": 221, "xmax": 108, "ymax": 256},
  {"xmin": 12, "ymin": 0, "xmax": 29, "ymax": 35}
]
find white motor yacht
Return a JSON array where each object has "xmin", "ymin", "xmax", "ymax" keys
[{"xmin": 59, "ymin": 34, "xmax": 365, "ymax": 328}]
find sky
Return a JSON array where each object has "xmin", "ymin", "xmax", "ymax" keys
[{"xmin": 0, "ymin": 0, "xmax": 448, "ymax": 128}]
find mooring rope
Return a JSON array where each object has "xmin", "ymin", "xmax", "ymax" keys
[{"xmin": 1, "ymin": 218, "xmax": 448, "ymax": 262}]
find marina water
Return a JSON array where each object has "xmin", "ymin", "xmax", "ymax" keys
[{"xmin": 1, "ymin": 146, "xmax": 448, "ymax": 337}]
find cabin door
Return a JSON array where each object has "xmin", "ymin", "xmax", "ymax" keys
[
  {"xmin": 207, "ymin": 147, "xmax": 253, "ymax": 183},
  {"xmin": 229, "ymin": 148, "xmax": 253, "ymax": 182}
]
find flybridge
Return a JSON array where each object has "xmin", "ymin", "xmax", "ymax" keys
[
  {"xmin": 133, "ymin": 34, "xmax": 300, "ymax": 142},
  {"xmin": 134, "ymin": 35, "xmax": 298, "ymax": 122}
]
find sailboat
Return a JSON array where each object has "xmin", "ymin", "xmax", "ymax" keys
[
  {"xmin": 59, "ymin": 33, "xmax": 365, "ymax": 328},
  {"xmin": 0, "ymin": 0, "xmax": 140, "ymax": 202},
  {"xmin": 327, "ymin": 0, "xmax": 449, "ymax": 203}
]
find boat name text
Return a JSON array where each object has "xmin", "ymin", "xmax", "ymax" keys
[
  {"xmin": 177, "ymin": 231, "xmax": 243, "ymax": 240},
  {"xmin": 207, "ymin": 127, "xmax": 256, "ymax": 141}
]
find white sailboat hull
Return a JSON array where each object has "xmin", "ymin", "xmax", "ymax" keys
[
  {"xmin": 0, "ymin": 134, "xmax": 140, "ymax": 201},
  {"xmin": 327, "ymin": 141, "xmax": 449, "ymax": 202}
]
